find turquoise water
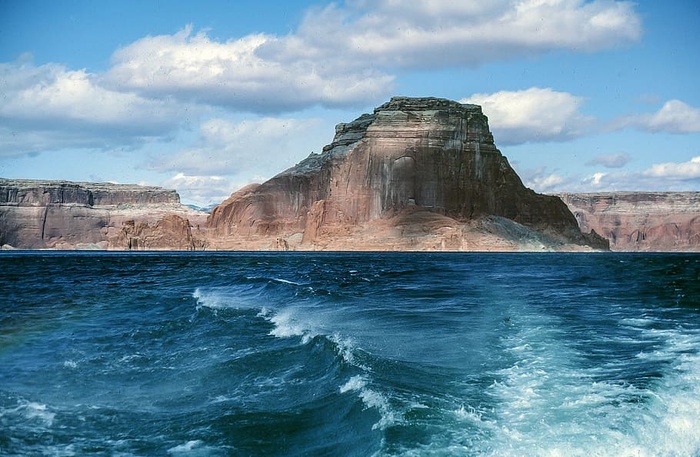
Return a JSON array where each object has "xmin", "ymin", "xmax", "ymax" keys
[{"xmin": 1, "ymin": 252, "xmax": 699, "ymax": 456}]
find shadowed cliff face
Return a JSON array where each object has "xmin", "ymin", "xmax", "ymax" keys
[
  {"xmin": 209, "ymin": 97, "xmax": 606, "ymax": 250},
  {"xmin": 0, "ymin": 179, "xmax": 180, "ymax": 207}
]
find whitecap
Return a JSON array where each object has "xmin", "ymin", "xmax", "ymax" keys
[
  {"xmin": 9, "ymin": 401, "xmax": 57, "ymax": 427},
  {"xmin": 267, "ymin": 308, "xmax": 315, "ymax": 344},
  {"xmin": 167, "ymin": 440, "xmax": 204, "ymax": 455},
  {"xmin": 271, "ymin": 277, "xmax": 303, "ymax": 286},
  {"xmin": 339, "ymin": 375, "xmax": 367, "ymax": 393},
  {"xmin": 193, "ymin": 286, "xmax": 261, "ymax": 312},
  {"xmin": 359, "ymin": 388, "xmax": 397, "ymax": 430}
]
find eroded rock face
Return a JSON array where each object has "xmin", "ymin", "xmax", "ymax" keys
[
  {"xmin": 108, "ymin": 214, "xmax": 205, "ymax": 251},
  {"xmin": 0, "ymin": 178, "xmax": 207, "ymax": 249},
  {"xmin": 209, "ymin": 97, "xmax": 607, "ymax": 250},
  {"xmin": 558, "ymin": 192, "xmax": 700, "ymax": 251}
]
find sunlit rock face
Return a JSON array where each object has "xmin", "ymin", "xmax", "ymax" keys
[
  {"xmin": 559, "ymin": 192, "xmax": 700, "ymax": 251},
  {"xmin": 0, "ymin": 179, "xmax": 206, "ymax": 250},
  {"xmin": 209, "ymin": 97, "xmax": 606, "ymax": 250}
]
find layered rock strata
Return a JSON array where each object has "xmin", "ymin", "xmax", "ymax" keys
[
  {"xmin": 0, "ymin": 179, "xmax": 207, "ymax": 250},
  {"xmin": 558, "ymin": 192, "xmax": 700, "ymax": 251},
  {"xmin": 209, "ymin": 97, "xmax": 607, "ymax": 251}
]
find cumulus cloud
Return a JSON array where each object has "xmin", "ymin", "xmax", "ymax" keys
[
  {"xmin": 585, "ymin": 152, "xmax": 631, "ymax": 168},
  {"xmin": 105, "ymin": 25, "xmax": 394, "ymax": 112},
  {"xmin": 611, "ymin": 100, "xmax": 700, "ymax": 134},
  {"xmin": 461, "ymin": 87, "xmax": 594, "ymax": 144},
  {"xmin": 148, "ymin": 116, "xmax": 328, "ymax": 176},
  {"xmin": 162, "ymin": 173, "xmax": 238, "ymax": 207},
  {"xmin": 0, "ymin": 59, "xmax": 191, "ymax": 157},
  {"xmin": 643, "ymin": 156, "xmax": 700, "ymax": 180},
  {"xmin": 102, "ymin": 1, "xmax": 640, "ymax": 113},
  {"xmin": 266, "ymin": 0, "xmax": 641, "ymax": 69},
  {"xmin": 574, "ymin": 156, "xmax": 700, "ymax": 192},
  {"xmin": 1, "ymin": 0, "xmax": 644, "ymax": 159},
  {"xmin": 517, "ymin": 166, "xmax": 567, "ymax": 192}
]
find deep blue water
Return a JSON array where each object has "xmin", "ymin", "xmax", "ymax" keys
[{"xmin": 1, "ymin": 252, "xmax": 700, "ymax": 456}]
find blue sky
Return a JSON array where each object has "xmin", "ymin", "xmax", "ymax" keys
[{"xmin": 1, "ymin": 0, "xmax": 699, "ymax": 206}]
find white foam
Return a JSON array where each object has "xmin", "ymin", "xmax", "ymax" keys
[
  {"xmin": 267, "ymin": 308, "xmax": 316, "ymax": 344},
  {"xmin": 271, "ymin": 277, "xmax": 303, "ymax": 286},
  {"xmin": 193, "ymin": 287, "xmax": 229, "ymax": 311},
  {"xmin": 360, "ymin": 388, "xmax": 396, "ymax": 431},
  {"xmin": 168, "ymin": 440, "xmax": 203, "ymax": 453},
  {"xmin": 4, "ymin": 400, "xmax": 57, "ymax": 427},
  {"xmin": 454, "ymin": 404, "xmax": 489, "ymax": 426},
  {"xmin": 339, "ymin": 375, "xmax": 367, "ymax": 393},
  {"xmin": 193, "ymin": 286, "xmax": 264, "ymax": 311},
  {"xmin": 480, "ymin": 311, "xmax": 700, "ymax": 456}
]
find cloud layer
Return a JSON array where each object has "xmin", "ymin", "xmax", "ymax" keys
[
  {"xmin": 267, "ymin": 0, "xmax": 641, "ymax": 69},
  {"xmin": 2, "ymin": 0, "xmax": 644, "ymax": 159},
  {"xmin": 611, "ymin": 100, "xmax": 700, "ymax": 134},
  {"xmin": 13, "ymin": 0, "xmax": 700, "ymax": 205},
  {"xmin": 105, "ymin": 26, "xmax": 394, "ymax": 113},
  {"xmin": 461, "ymin": 88, "xmax": 594, "ymax": 144},
  {"xmin": 522, "ymin": 156, "xmax": 700, "ymax": 194},
  {"xmin": 585, "ymin": 152, "xmax": 631, "ymax": 168},
  {"xmin": 0, "ymin": 60, "xmax": 190, "ymax": 157},
  {"xmin": 148, "ymin": 117, "xmax": 326, "ymax": 176}
]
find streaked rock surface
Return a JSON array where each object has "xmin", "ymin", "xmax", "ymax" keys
[
  {"xmin": 208, "ymin": 97, "xmax": 607, "ymax": 251},
  {"xmin": 558, "ymin": 192, "xmax": 700, "ymax": 251},
  {"xmin": 0, "ymin": 179, "xmax": 207, "ymax": 250}
]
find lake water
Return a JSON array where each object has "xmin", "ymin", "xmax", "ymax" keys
[{"xmin": 1, "ymin": 252, "xmax": 699, "ymax": 456}]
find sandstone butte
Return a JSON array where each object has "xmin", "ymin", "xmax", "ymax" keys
[{"xmin": 0, "ymin": 96, "xmax": 698, "ymax": 252}]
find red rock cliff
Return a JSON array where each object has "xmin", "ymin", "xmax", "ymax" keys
[
  {"xmin": 209, "ymin": 97, "xmax": 606, "ymax": 250},
  {"xmin": 0, "ymin": 179, "xmax": 207, "ymax": 249},
  {"xmin": 558, "ymin": 192, "xmax": 700, "ymax": 251}
]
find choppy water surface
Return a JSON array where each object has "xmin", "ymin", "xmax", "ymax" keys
[{"xmin": 1, "ymin": 252, "xmax": 699, "ymax": 456}]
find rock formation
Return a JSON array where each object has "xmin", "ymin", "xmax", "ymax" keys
[
  {"xmin": 7, "ymin": 99, "xmax": 699, "ymax": 252},
  {"xmin": 558, "ymin": 192, "xmax": 700, "ymax": 251},
  {"xmin": 209, "ymin": 97, "xmax": 607, "ymax": 251},
  {"xmin": 0, "ymin": 179, "xmax": 207, "ymax": 250}
]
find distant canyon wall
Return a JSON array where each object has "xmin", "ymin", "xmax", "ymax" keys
[
  {"xmin": 0, "ymin": 179, "xmax": 207, "ymax": 250},
  {"xmin": 558, "ymin": 192, "xmax": 700, "ymax": 251},
  {"xmin": 3, "ymin": 180, "xmax": 699, "ymax": 252}
]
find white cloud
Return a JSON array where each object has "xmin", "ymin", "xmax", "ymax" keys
[
  {"xmin": 570, "ymin": 156, "xmax": 700, "ymax": 192},
  {"xmin": 643, "ymin": 156, "xmax": 700, "ymax": 179},
  {"xmin": 162, "ymin": 173, "xmax": 237, "ymax": 207},
  {"xmin": 103, "ymin": 1, "xmax": 640, "ymax": 113},
  {"xmin": 611, "ymin": 100, "xmax": 700, "ymax": 134},
  {"xmin": 267, "ymin": 0, "xmax": 640, "ymax": 67},
  {"xmin": 105, "ymin": 25, "xmax": 394, "ymax": 112},
  {"xmin": 517, "ymin": 166, "xmax": 567, "ymax": 192},
  {"xmin": 0, "ymin": 0, "xmax": 644, "ymax": 161},
  {"xmin": 149, "ymin": 116, "xmax": 328, "ymax": 177},
  {"xmin": 531, "ymin": 173, "xmax": 566, "ymax": 191},
  {"xmin": 0, "ymin": 59, "xmax": 191, "ymax": 157},
  {"xmin": 645, "ymin": 100, "xmax": 700, "ymax": 133},
  {"xmin": 461, "ymin": 87, "xmax": 594, "ymax": 144},
  {"xmin": 585, "ymin": 152, "xmax": 631, "ymax": 168},
  {"xmin": 590, "ymin": 172, "xmax": 607, "ymax": 185}
]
